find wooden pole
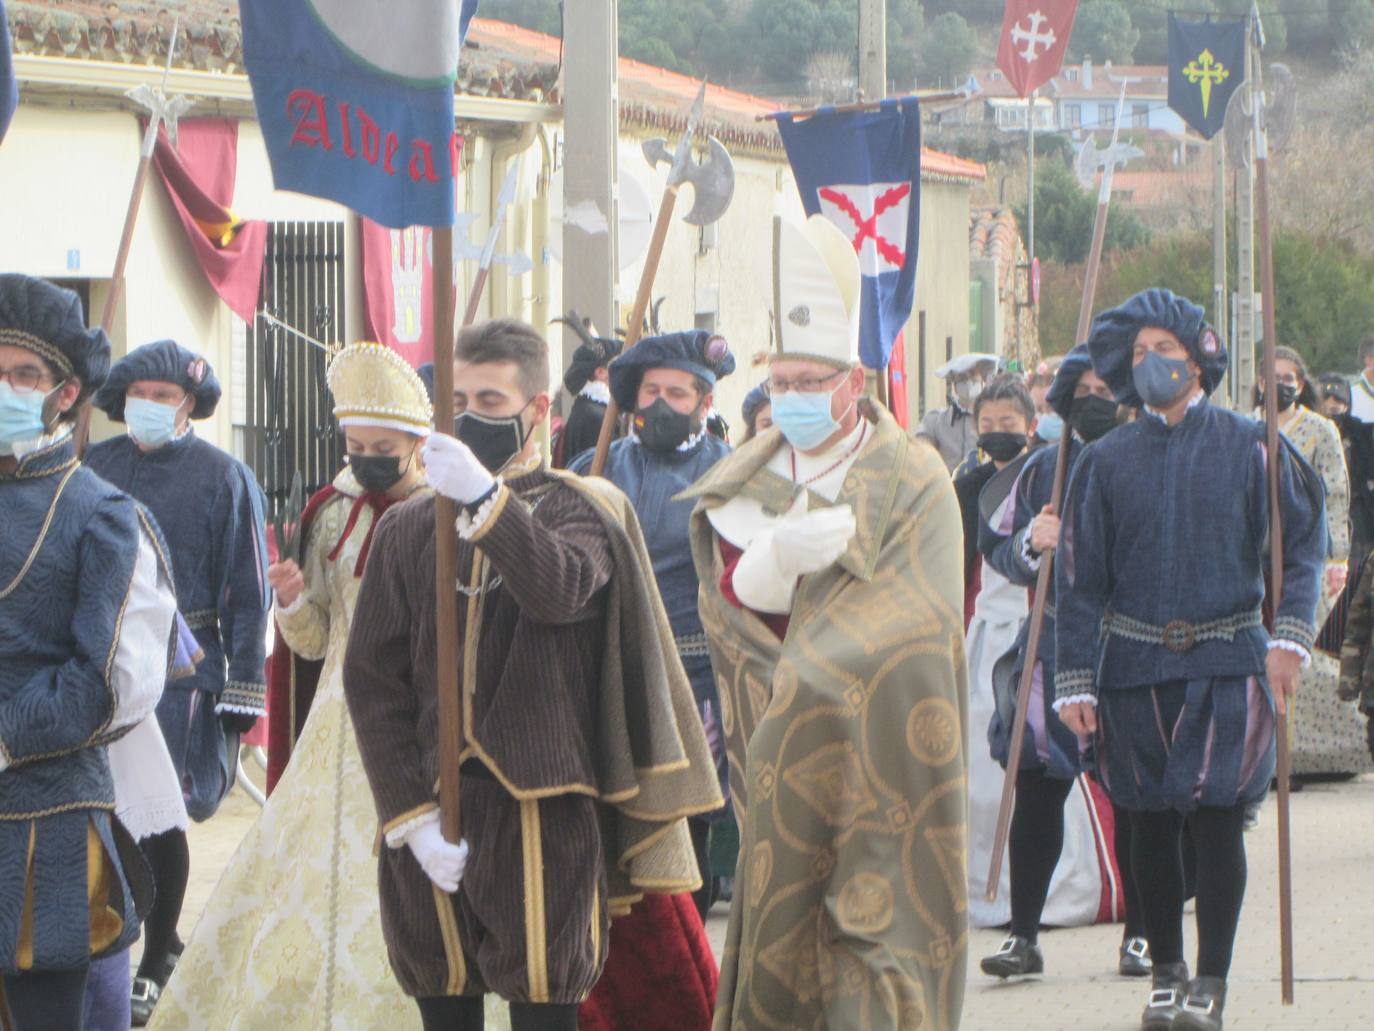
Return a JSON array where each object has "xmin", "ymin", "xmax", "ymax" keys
[
  {"xmin": 587, "ymin": 181, "xmax": 680, "ymax": 476},
  {"xmin": 432, "ymin": 224, "xmax": 463, "ymax": 844},
  {"xmin": 755, "ymin": 90, "xmax": 965, "ymax": 123},
  {"xmin": 1252, "ymin": 50, "xmax": 1296, "ymax": 1007},
  {"xmin": 985, "ymin": 85, "xmax": 1128, "ymax": 903}
]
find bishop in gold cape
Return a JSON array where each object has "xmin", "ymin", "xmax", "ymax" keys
[{"xmin": 682, "ymin": 404, "xmax": 970, "ymax": 1031}]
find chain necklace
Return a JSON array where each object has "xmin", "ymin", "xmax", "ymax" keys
[{"xmin": 789, "ymin": 421, "xmax": 868, "ymax": 486}]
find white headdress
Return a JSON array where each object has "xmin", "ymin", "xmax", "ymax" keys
[{"xmin": 775, "ymin": 214, "xmax": 861, "ymax": 368}]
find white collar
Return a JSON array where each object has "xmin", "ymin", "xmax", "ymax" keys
[
  {"xmin": 1144, "ymin": 390, "xmax": 1206, "ymax": 424},
  {"xmin": 578, "ymin": 380, "xmax": 611, "ymax": 405},
  {"xmin": 13, "ymin": 423, "xmax": 74, "ymax": 460}
]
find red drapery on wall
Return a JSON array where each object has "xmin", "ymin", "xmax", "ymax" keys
[{"xmin": 151, "ymin": 118, "xmax": 267, "ymax": 322}]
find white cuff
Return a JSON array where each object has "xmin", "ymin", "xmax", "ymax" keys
[
  {"xmin": 1268, "ymin": 639, "xmax": 1312, "ymax": 668},
  {"xmin": 276, "ymin": 592, "xmax": 308, "ymax": 618},
  {"xmin": 1018, "ymin": 529, "xmax": 1042, "ymax": 572},
  {"xmin": 455, "ymin": 480, "xmax": 506, "ymax": 541},
  {"xmin": 214, "ymin": 701, "xmax": 262, "ymax": 718},
  {"xmin": 1052, "ymin": 693, "xmax": 1097, "ymax": 713},
  {"xmin": 730, "ymin": 530, "xmax": 798, "ymax": 615},
  {"xmin": 385, "ymin": 808, "xmax": 440, "ymax": 850}
]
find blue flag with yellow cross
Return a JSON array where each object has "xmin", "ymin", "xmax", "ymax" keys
[{"xmin": 1168, "ymin": 13, "xmax": 1247, "ymax": 140}]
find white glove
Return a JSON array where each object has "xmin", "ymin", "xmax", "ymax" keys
[
  {"xmin": 422, "ymin": 433, "xmax": 497, "ymax": 505},
  {"xmin": 404, "ymin": 821, "xmax": 470, "ymax": 893},
  {"xmin": 769, "ymin": 505, "xmax": 857, "ymax": 577}
]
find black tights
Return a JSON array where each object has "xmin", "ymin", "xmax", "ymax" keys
[
  {"xmin": 688, "ymin": 817, "xmax": 716, "ymax": 919},
  {"xmin": 136, "ymin": 828, "xmax": 189, "ymax": 983},
  {"xmin": 3, "ymin": 967, "xmax": 89, "ymax": 1031},
  {"xmin": 1129, "ymin": 806, "xmax": 1248, "ymax": 978},
  {"xmin": 1111, "ymin": 801, "xmax": 1147, "ymax": 939},
  {"xmin": 1007, "ymin": 768, "xmax": 1074, "ymax": 942},
  {"xmin": 416, "ymin": 996, "xmax": 578, "ymax": 1031}
]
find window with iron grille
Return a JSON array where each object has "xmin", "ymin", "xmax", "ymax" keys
[{"xmin": 235, "ymin": 221, "xmax": 347, "ymax": 523}]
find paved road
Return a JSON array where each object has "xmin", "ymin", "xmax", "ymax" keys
[{"xmin": 186, "ymin": 770, "xmax": 1373, "ymax": 1029}]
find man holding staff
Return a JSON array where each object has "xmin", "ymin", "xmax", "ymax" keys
[
  {"xmin": 1054, "ymin": 289, "xmax": 1325, "ymax": 1031},
  {"xmin": 343, "ymin": 319, "xmax": 719, "ymax": 1031}
]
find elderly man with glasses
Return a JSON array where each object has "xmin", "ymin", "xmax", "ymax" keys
[{"xmin": 682, "ymin": 217, "xmax": 969, "ymax": 1031}]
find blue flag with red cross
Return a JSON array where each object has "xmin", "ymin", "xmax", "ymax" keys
[
  {"xmin": 776, "ymin": 98, "xmax": 921, "ymax": 370},
  {"xmin": 240, "ymin": 0, "xmax": 478, "ymax": 229}
]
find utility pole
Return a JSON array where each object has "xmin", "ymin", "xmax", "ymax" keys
[
  {"xmin": 858, "ymin": 0, "xmax": 886, "ymax": 101},
  {"xmin": 1213, "ymin": 135, "xmax": 1229, "ymax": 401},
  {"xmin": 563, "ymin": 0, "xmax": 620, "ymax": 341},
  {"xmin": 1234, "ymin": 18, "xmax": 1256, "ymax": 402}
]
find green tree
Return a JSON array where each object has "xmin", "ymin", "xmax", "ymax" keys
[
  {"xmin": 744, "ymin": 0, "xmax": 857, "ymax": 88},
  {"xmin": 1338, "ymin": 0, "xmax": 1374, "ymax": 49},
  {"xmin": 1216, "ymin": 0, "xmax": 1287, "ymax": 53},
  {"xmin": 1069, "ymin": 1, "xmax": 1140, "ymax": 63},
  {"xmin": 887, "ymin": 0, "xmax": 925, "ymax": 90},
  {"xmin": 920, "ymin": 12, "xmax": 977, "ymax": 86},
  {"xmin": 1015, "ymin": 159, "xmax": 1151, "ymax": 266}
]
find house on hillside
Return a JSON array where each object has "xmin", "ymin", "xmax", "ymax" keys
[
  {"xmin": 2, "ymin": 2, "xmax": 985, "ymax": 506},
  {"xmin": 935, "ymin": 59, "xmax": 1188, "ymax": 139}
]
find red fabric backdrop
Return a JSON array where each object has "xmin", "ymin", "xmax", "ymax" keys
[{"xmin": 151, "ymin": 118, "xmax": 267, "ymax": 322}]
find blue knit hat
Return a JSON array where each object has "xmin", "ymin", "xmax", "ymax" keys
[
  {"xmin": 1044, "ymin": 343, "xmax": 1095, "ymax": 419},
  {"xmin": 0, "ymin": 274, "xmax": 111, "ymax": 401},
  {"xmin": 1088, "ymin": 288, "xmax": 1225, "ymax": 407},
  {"xmin": 608, "ymin": 330, "xmax": 736, "ymax": 411},
  {"xmin": 94, "ymin": 340, "xmax": 222, "ymax": 421}
]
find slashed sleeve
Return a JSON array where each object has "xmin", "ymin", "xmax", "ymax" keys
[
  {"xmin": 275, "ymin": 501, "xmax": 333, "ymax": 662},
  {"xmin": 981, "ymin": 457, "xmax": 1041, "ymax": 587},
  {"xmin": 0, "ymin": 498, "xmax": 165, "ymax": 769},
  {"xmin": 216, "ymin": 467, "xmax": 272, "ymax": 716},
  {"xmin": 1265, "ymin": 437, "xmax": 1328, "ymax": 651},
  {"xmin": 1053, "ymin": 448, "xmax": 1111, "ymax": 706}
]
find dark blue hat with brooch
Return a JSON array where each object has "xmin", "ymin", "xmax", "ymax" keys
[
  {"xmin": 607, "ymin": 330, "xmax": 736, "ymax": 411},
  {"xmin": 94, "ymin": 340, "xmax": 222, "ymax": 421},
  {"xmin": 741, "ymin": 382, "xmax": 771, "ymax": 428},
  {"xmin": 0, "ymin": 274, "xmax": 111, "ymax": 401},
  {"xmin": 1088, "ymin": 288, "xmax": 1226, "ymax": 407},
  {"xmin": 1044, "ymin": 342, "xmax": 1095, "ymax": 418}
]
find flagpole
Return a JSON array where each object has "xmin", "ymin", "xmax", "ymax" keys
[
  {"xmin": 1250, "ymin": 14, "xmax": 1295, "ymax": 1003},
  {"xmin": 76, "ymin": 15, "xmax": 181, "ymax": 456},
  {"xmin": 432, "ymin": 223, "xmax": 463, "ymax": 844},
  {"xmin": 1027, "ymin": 89, "xmax": 1036, "ymax": 265}
]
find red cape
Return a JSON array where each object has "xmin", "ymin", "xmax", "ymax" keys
[
  {"xmin": 579, "ymin": 893, "xmax": 718, "ymax": 1031},
  {"xmin": 265, "ymin": 484, "xmax": 337, "ymax": 794}
]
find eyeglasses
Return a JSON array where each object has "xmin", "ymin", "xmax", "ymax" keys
[
  {"xmin": 767, "ymin": 369, "xmax": 845, "ymax": 395},
  {"xmin": 0, "ymin": 366, "xmax": 51, "ymax": 395}
]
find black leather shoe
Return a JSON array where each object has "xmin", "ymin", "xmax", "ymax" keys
[
  {"xmin": 1174, "ymin": 976, "xmax": 1227, "ymax": 1031},
  {"xmin": 1140, "ymin": 960, "xmax": 1189, "ymax": 1030},
  {"xmin": 1119, "ymin": 936, "xmax": 1152, "ymax": 977},
  {"xmin": 980, "ymin": 935, "xmax": 1044, "ymax": 978},
  {"xmin": 130, "ymin": 976, "xmax": 162, "ymax": 1028}
]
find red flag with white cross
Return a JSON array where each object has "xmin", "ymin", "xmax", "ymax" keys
[{"xmin": 996, "ymin": 0, "xmax": 1080, "ymax": 98}]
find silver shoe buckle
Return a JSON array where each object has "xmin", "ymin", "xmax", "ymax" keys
[
  {"xmin": 1148, "ymin": 988, "xmax": 1179, "ymax": 1009},
  {"xmin": 1126, "ymin": 938, "xmax": 1150, "ymax": 959},
  {"xmin": 1182, "ymin": 997, "xmax": 1216, "ymax": 1015},
  {"xmin": 996, "ymin": 937, "xmax": 1018, "ymax": 955}
]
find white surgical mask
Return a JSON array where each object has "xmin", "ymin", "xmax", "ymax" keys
[
  {"xmin": 125, "ymin": 396, "xmax": 183, "ymax": 449},
  {"xmin": 0, "ymin": 380, "xmax": 58, "ymax": 456}
]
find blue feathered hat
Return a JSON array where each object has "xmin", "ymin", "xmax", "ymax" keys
[
  {"xmin": 608, "ymin": 330, "xmax": 736, "ymax": 411},
  {"xmin": 94, "ymin": 340, "xmax": 222, "ymax": 421},
  {"xmin": 1088, "ymin": 288, "xmax": 1226, "ymax": 407},
  {"xmin": 741, "ymin": 382, "xmax": 771, "ymax": 428},
  {"xmin": 1044, "ymin": 343, "xmax": 1095, "ymax": 419},
  {"xmin": 0, "ymin": 274, "xmax": 111, "ymax": 401}
]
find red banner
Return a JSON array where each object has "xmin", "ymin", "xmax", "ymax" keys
[
  {"xmin": 360, "ymin": 217, "xmax": 437, "ymax": 368},
  {"xmin": 887, "ymin": 331, "xmax": 909, "ymax": 429},
  {"xmin": 996, "ymin": 0, "xmax": 1080, "ymax": 99},
  {"xmin": 151, "ymin": 118, "xmax": 267, "ymax": 322}
]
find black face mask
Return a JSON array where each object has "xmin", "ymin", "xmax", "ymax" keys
[
  {"xmin": 1069, "ymin": 395, "xmax": 1120, "ymax": 443},
  {"xmin": 454, "ymin": 408, "xmax": 528, "ymax": 474},
  {"xmin": 634, "ymin": 398, "xmax": 698, "ymax": 453},
  {"xmin": 978, "ymin": 431, "xmax": 1027, "ymax": 463},
  {"xmin": 349, "ymin": 452, "xmax": 409, "ymax": 495},
  {"xmin": 1257, "ymin": 383, "xmax": 1299, "ymax": 412}
]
